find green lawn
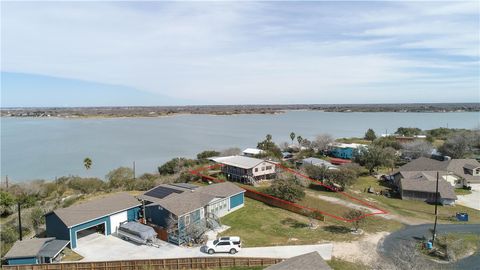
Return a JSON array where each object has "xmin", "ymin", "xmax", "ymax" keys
[
  {"xmin": 327, "ymin": 258, "xmax": 369, "ymax": 270},
  {"xmin": 348, "ymin": 176, "xmax": 480, "ymax": 224},
  {"xmin": 220, "ymin": 198, "xmax": 402, "ymax": 247},
  {"xmin": 455, "ymin": 188, "xmax": 472, "ymax": 195},
  {"xmin": 61, "ymin": 248, "xmax": 83, "ymax": 261}
]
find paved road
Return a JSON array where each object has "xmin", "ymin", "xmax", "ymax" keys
[
  {"xmin": 379, "ymin": 224, "xmax": 480, "ymax": 270},
  {"xmin": 74, "ymin": 233, "xmax": 332, "ymax": 262}
]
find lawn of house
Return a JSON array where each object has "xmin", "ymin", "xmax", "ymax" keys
[
  {"xmin": 219, "ymin": 198, "xmax": 402, "ymax": 247},
  {"xmin": 347, "ymin": 176, "xmax": 480, "ymax": 224}
]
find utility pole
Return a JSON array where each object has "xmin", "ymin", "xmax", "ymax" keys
[
  {"xmin": 5, "ymin": 175, "xmax": 9, "ymax": 189},
  {"xmin": 133, "ymin": 161, "xmax": 136, "ymax": 181},
  {"xmin": 142, "ymin": 200, "xmax": 146, "ymax": 224},
  {"xmin": 17, "ymin": 202, "xmax": 23, "ymax": 241},
  {"xmin": 432, "ymin": 171, "xmax": 439, "ymax": 243}
]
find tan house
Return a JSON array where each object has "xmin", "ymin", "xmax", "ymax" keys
[
  {"xmin": 390, "ymin": 157, "xmax": 480, "ymax": 205},
  {"xmin": 392, "ymin": 157, "xmax": 480, "ymax": 188},
  {"xmin": 211, "ymin": 155, "xmax": 276, "ymax": 185}
]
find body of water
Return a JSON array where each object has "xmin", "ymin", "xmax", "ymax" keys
[{"xmin": 1, "ymin": 111, "xmax": 479, "ymax": 182}]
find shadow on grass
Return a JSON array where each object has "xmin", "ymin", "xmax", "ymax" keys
[
  {"xmin": 281, "ymin": 218, "xmax": 309, "ymax": 228},
  {"xmin": 323, "ymin": 225, "xmax": 351, "ymax": 234},
  {"xmin": 309, "ymin": 183, "xmax": 335, "ymax": 192}
]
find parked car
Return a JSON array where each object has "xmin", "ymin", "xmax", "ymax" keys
[{"xmin": 205, "ymin": 236, "xmax": 241, "ymax": 254}]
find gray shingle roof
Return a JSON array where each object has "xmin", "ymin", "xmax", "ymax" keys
[
  {"xmin": 197, "ymin": 182, "xmax": 244, "ymax": 198},
  {"xmin": 4, "ymin": 238, "xmax": 54, "ymax": 259},
  {"xmin": 265, "ymin": 251, "xmax": 332, "ymax": 270},
  {"xmin": 396, "ymin": 157, "xmax": 480, "ymax": 184},
  {"xmin": 143, "ymin": 182, "xmax": 245, "ymax": 216},
  {"xmin": 446, "ymin": 159, "xmax": 480, "ymax": 182},
  {"xmin": 463, "ymin": 163, "xmax": 480, "ymax": 170},
  {"xmin": 151, "ymin": 191, "xmax": 214, "ymax": 216},
  {"xmin": 398, "ymin": 157, "xmax": 449, "ymax": 172},
  {"xmin": 400, "ymin": 178, "xmax": 457, "ymax": 200},
  {"xmin": 50, "ymin": 192, "xmax": 141, "ymax": 228}
]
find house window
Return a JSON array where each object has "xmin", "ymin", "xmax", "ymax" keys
[
  {"xmin": 476, "ymin": 168, "xmax": 480, "ymax": 175},
  {"xmin": 185, "ymin": 215, "xmax": 190, "ymax": 226},
  {"xmin": 266, "ymin": 166, "xmax": 272, "ymax": 170},
  {"xmin": 261, "ymin": 167, "xmax": 265, "ymax": 171},
  {"xmin": 255, "ymin": 168, "xmax": 258, "ymax": 172}
]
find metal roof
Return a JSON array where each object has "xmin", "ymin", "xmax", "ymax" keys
[
  {"xmin": 49, "ymin": 192, "xmax": 141, "ymax": 228},
  {"xmin": 37, "ymin": 240, "xmax": 69, "ymax": 258},
  {"xmin": 211, "ymin": 155, "xmax": 268, "ymax": 169},
  {"xmin": 242, "ymin": 148, "xmax": 264, "ymax": 155},
  {"xmin": 302, "ymin": 157, "xmax": 335, "ymax": 167}
]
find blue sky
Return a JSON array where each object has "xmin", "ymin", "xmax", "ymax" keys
[{"xmin": 1, "ymin": 1, "xmax": 479, "ymax": 107}]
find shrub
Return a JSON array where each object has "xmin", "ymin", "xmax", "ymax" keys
[
  {"xmin": 158, "ymin": 158, "xmax": 197, "ymax": 175},
  {"xmin": 343, "ymin": 209, "xmax": 365, "ymax": 231},
  {"xmin": 30, "ymin": 207, "xmax": 45, "ymax": 235},
  {"xmin": 62, "ymin": 195, "xmax": 84, "ymax": 208},
  {"xmin": 196, "ymin": 150, "xmax": 220, "ymax": 160},
  {"xmin": 106, "ymin": 167, "xmax": 134, "ymax": 189},
  {"xmin": 68, "ymin": 177, "xmax": 106, "ymax": 194},
  {"xmin": 0, "ymin": 191, "xmax": 16, "ymax": 217},
  {"xmin": 132, "ymin": 178, "xmax": 157, "ymax": 191},
  {"xmin": 266, "ymin": 177, "xmax": 305, "ymax": 203}
]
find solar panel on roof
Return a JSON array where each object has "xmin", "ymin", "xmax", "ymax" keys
[
  {"xmin": 170, "ymin": 183, "xmax": 199, "ymax": 190},
  {"xmin": 144, "ymin": 186, "xmax": 184, "ymax": 199}
]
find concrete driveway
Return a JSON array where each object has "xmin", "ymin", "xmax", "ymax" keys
[
  {"xmin": 456, "ymin": 184, "xmax": 480, "ymax": 210},
  {"xmin": 74, "ymin": 233, "xmax": 332, "ymax": 262}
]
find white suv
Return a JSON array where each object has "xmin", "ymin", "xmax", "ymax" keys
[{"xmin": 205, "ymin": 236, "xmax": 242, "ymax": 254}]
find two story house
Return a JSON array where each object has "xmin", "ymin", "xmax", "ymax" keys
[{"xmin": 211, "ymin": 155, "xmax": 276, "ymax": 184}]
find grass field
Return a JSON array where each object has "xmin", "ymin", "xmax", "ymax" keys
[
  {"xmin": 220, "ymin": 198, "xmax": 402, "ymax": 247},
  {"xmin": 327, "ymin": 257, "xmax": 369, "ymax": 270},
  {"xmin": 348, "ymin": 176, "xmax": 480, "ymax": 224},
  {"xmin": 455, "ymin": 188, "xmax": 472, "ymax": 195}
]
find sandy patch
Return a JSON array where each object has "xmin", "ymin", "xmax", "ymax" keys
[{"xmin": 332, "ymin": 231, "xmax": 389, "ymax": 264}]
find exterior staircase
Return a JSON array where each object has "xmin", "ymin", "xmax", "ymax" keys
[{"xmin": 205, "ymin": 212, "xmax": 222, "ymax": 230}]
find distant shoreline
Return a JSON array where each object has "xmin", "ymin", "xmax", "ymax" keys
[{"xmin": 1, "ymin": 103, "xmax": 479, "ymax": 118}]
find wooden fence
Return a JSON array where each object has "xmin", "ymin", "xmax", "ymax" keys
[
  {"xmin": 244, "ymin": 189, "xmax": 325, "ymax": 222},
  {"xmin": 2, "ymin": 257, "xmax": 283, "ymax": 270}
]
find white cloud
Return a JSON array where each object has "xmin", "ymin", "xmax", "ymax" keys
[{"xmin": 1, "ymin": 1, "xmax": 479, "ymax": 104}]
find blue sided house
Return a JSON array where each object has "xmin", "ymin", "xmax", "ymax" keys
[
  {"xmin": 45, "ymin": 192, "xmax": 141, "ymax": 249},
  {"xmin": 329, "ymin": 143, "xmax": 365, "ymax": 160},
  {"xmin": 3, "ymin": 238, "xmax": 69, "ymax": 265},
  {"xmin": 139, "ymin": 182, "xmax": 245, "ymax": 245}
]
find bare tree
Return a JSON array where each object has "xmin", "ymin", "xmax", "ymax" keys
[
  {"xmin": 313, "ymin": 134, "xmax": 334, "ymax": 151},
  {"xmin": 401, "ymin": 141, "xmax": 433, "ymax": 159}
]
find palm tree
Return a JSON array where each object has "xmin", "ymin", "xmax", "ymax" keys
[
  {"xmin": 83, "ymin": 157, "xmax": 92, "ymax": 170},
  {"xmin": 297, "ymin": 136, "xmax": 303, "ymax": 146},
  {"xmin": 290, "ymin": 132, "xmax": 296, "ymax": 145}
]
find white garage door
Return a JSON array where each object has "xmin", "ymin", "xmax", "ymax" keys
[{"xmin": 110, "ymin": 211, "xmax": 128, "ymax": 233}]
